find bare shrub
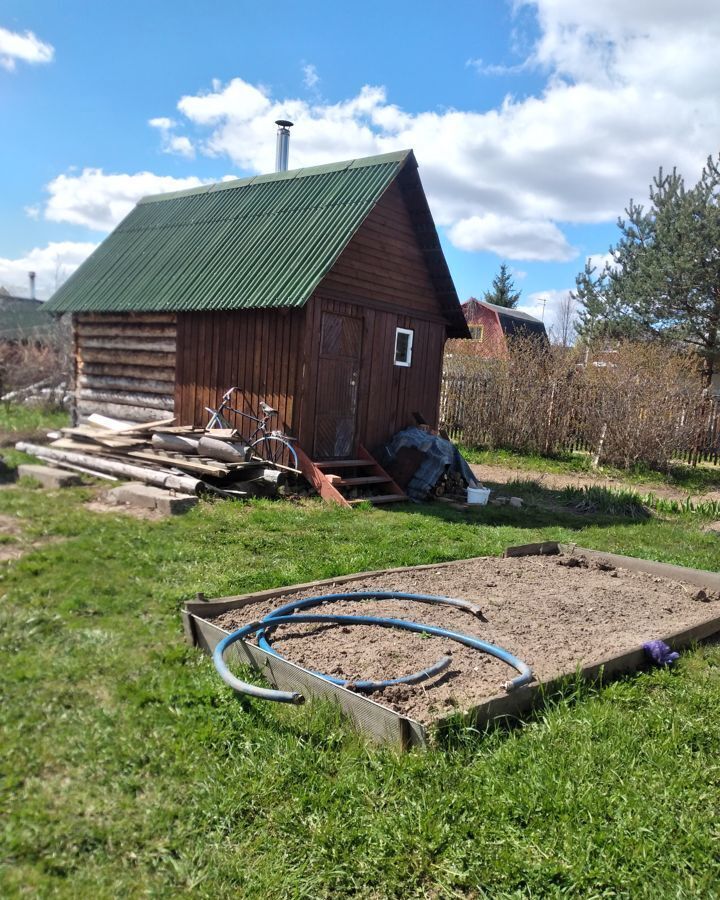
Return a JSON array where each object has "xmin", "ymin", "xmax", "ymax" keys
[
  {"xmin": 442, "ymin": 338, "xmax": 713, "ymax": 470},
  {"xmin": 0, "ymin": 318, "xmax": 72, "ymax": 398}
]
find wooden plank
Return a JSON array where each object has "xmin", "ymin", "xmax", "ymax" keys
[
  {"xmin": 347, "ymin": 494, "xmax": 406, "ymax": 505},
  {"xmin": 127, "ymin": 449, "xmax": 229, "ymax": 475},
  {"xmin": 189, "ymin": 616, "xmax": 418, "ymax": 748},
  {"xmin": 503, "ymin": 541, "xmax": 561, "ymax": 558}
]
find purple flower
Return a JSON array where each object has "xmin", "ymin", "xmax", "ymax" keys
[{"xmin": 643, "ymin": 639, "xmax": 680, "ymax": 666}]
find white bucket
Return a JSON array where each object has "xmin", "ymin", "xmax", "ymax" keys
[{"xmin": 467, "ymin": 486, "xmax": 491, "ymax": 506}]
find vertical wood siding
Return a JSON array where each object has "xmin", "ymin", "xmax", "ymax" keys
[
  {"xmin": 175, "ymin": 307, "xmax": 305, "ymax": 439},
  {"xmin": 74, "ymin": 313, "xmax": 176, "ymax": 422},
  {"xmin": 300, "ymin": 297, "xmax": 445, "ymax": 454}
]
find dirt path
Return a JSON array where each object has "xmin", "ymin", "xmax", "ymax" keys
[{"xmin": 469, "ymin": 462, "xmax": 720, "ymax": 503}]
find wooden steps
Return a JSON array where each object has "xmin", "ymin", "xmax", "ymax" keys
[{"xmin": 296, "ymin": 444, "xmax": 407, "ymax": 508}]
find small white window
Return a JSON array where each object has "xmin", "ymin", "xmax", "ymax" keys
[{"xmin": 394, "ymin": 327, "xmax": 414, "ymax": 367}]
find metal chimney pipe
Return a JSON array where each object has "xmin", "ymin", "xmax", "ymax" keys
[
  {"xmin": 274, "ymin": 119, "xmax": 293, "ymax": 172},
  {"xmin": 29, "ymin": 271, "xmax": 36, "ymax": 300}
]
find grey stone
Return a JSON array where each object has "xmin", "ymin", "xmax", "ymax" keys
[
  {"xmin": 107, "ymin": 482, "xmax": 197, "ymax": 514},
  {"xmin": 18, "ymin": 464, "xmax": 82, "ymax": 489},
  {"xmin": 155, "ymin": 493, "xmax": 198, "ymax": 515},
  {"xmin": 509, "ymin": 497, "xmax": 524, "ymax": 508},
  {"xmin": 108, "ymin": 482, "xmax": 161, "ymax": 509}
]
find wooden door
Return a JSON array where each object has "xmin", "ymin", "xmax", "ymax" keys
[{"xmin": 313, "ymin": 311, "xmax": 363, "ymax": 458}]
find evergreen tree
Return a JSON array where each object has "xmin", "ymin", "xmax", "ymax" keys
[
  {"xmin": 573, "ymin": 154, "xmax": 720, "ymax": 384},
  {"xmin": 483, "ymin": 263, "xmax": 521, "ymax": 308}
]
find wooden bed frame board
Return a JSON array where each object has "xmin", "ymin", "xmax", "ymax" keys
[{"xmin": 183, "ymin": 543, "xmax": 720, "ymax": 747}]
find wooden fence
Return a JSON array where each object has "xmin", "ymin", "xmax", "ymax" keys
[{"xmin": 440, "ymin": 370, "xmax": 720, "ymax": 467}]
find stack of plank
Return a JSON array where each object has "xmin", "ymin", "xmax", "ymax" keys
[{"xmin": 17, "ymin": 414, "xmax": 290, "ymax": 496}]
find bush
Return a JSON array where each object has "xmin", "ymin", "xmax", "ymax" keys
[
  {"xmin": 0, "ymin": 319, "xmax": 72, "ymax": 398},
  {"xmin": 441, "ymin": 339, "xmax": 713, "ymax": 471}
]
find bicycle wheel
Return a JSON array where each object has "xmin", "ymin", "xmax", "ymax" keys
[{"xmin": 251, "ymin": 436, "xmax": 298, "ymax": 470}]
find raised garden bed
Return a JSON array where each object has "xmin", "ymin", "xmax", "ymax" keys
[{"xmin": 183, "ymin": 544, "xmax": 720, "ymax": 748}]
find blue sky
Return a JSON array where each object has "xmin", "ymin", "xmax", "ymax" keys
[{"xmin": 2, "ymin": 0, "xmax": 720, "ymax": 335}]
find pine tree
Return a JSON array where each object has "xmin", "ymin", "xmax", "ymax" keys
[
  {"xmin": 573, "ymin": 154, "xmax": 720, "ymax": 384},
  {"xmin": 483, "ymin": 263, "xmax": 521, "ymax": 308}
]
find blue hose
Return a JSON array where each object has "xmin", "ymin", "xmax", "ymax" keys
[
  {"xmin": 257, "ymin": 591, "xmax": 482, "ymax": 689},
  {"xmin": 213, "ymin": 594, "xmax": 535, "ymax": 705}
]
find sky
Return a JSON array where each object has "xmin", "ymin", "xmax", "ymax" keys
[{"xmin": 2, "ymin": 0, "xmax": 720, "ymax": 336}]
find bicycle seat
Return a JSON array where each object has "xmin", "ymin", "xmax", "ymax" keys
[{"xmin": 259, "ymin": 401, "xmax": 278, "ymax": 416}]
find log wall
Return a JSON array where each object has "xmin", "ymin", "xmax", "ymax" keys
[{"xmin": 74, "ymin": 313, "xmax": 176, "ymax": 422}]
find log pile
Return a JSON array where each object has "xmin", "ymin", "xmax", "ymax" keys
[{"xmin": 17, "ymin": 413, "xmax": 294, "ymax": 499}]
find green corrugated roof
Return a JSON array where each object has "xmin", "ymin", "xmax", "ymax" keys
[{"xmin": 45, "ymin": 150, "xmax": 413, "ymax": 314}]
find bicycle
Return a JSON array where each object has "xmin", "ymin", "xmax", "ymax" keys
[{"xmin": 205, "ymin": 387, "xmax": 299, "ymax": 470}]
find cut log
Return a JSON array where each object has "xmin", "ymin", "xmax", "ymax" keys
[
  {"xmin": 151, "ymin": 433, "xmax": 201, "ymax": 455},
  {"xmin": 78, "ymin": 374, "xmax": 175, "ymax": 396},
  {"xmin": 79, "ymin": 401, "xmax": 175, "ymax": 423},
  {"xmin": 15, "ymin": 442, "xmax": 200, "ymax": 494},
  {"xmin": 76, "ymin": 323, "xmax": 177, "ymax": 340},
  {"xmin": 197, "ymin": 436, "xmax": 250, "ymax": 463},
  {"xmin": 79, "ymin": 349, "xmax": 175, "ymax": 367},
  {"xmin": 77, "ymin": 337, "xmax": 176, "ymax": 353},
  {"xmin": 78, "ymin": 389, "xmax": 174, "ymax": 411},
  {"xmin": 80, "ymin": 363, "xmax": 175, "ymax": 382}
]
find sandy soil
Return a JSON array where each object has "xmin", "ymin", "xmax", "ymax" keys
[
  {"xmin": 213, "ymin": 553, "xmax": 720, "ymax": 725},
  {"xmin": 469, "ymin": 462, "xmax": 720, "ymax": 504}
]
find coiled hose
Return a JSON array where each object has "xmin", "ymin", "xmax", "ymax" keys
[{"xmin": 213, "ymin": 592, "xmax": 534, "ymax": 705}]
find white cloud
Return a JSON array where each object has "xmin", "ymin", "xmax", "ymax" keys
[
  {"xmin": 29, "ymin": 1, "xmax": 720, "ymax": 266},
  {"xmin": 586, "ymin": 251, "xmax": 616, "ymax": 272},
  {"xmin": 143, "ymin": 2, "xmax": 720, "ymax": 261},
  {"xmin": 44, "ymin": 169, "xmax": 208, "ymax": 231},
  {"xmin": 148, "ymin": 116, "xmax": 176, "ymax": 130},
  {"xmin": 449, "ymin": 214, "xmax": 577, "ymax": 262},
  {"xmin": 148, "ymin": 117, "xmax": 195, "ymax": 158},
  {"xmin": 303, "ymin": 63, "xmax": 320, "ymax": 89},
  {"xmin": 0, "ymin": 26, "xmax": 54, "ymax": 71},
  {"xmin": 0, "ymin": 241, "xmax": 98, "ymax": 299}
]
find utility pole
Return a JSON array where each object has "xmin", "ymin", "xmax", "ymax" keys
[{"xmin": 540, "ymin": 297, "xmax": 548, "ymax": 321}]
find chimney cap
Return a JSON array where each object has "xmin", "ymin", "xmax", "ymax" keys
[{"xmin": 275, "ymin": 119, "xmax": 294, "ymax": 128}]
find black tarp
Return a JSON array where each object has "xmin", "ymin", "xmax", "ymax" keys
[{"xmin": 376, "ymin": 427, "xmax": 480, "ymax": 501}]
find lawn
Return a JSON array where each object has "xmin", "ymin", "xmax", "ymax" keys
[
  {"xmin": 460, "ymin": 444, "xmax": 720, "ymax": 495},
  {"xmin": 1, "ymin": 409, "xmax": 720, "ymax": 897}
]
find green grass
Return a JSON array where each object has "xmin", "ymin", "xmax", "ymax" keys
[
  {"xmin": 0, "ymin": 402, "xmax": 69, "ymax": 441},
  {"xmin": 461, "ymin": 445, "xmax": 720, "ymax": 494},
  {"xmin": 1, "ymin": 452, "xmax": 720, "ymax": 896}
]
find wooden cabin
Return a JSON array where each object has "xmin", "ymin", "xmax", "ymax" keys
[{"xmin": 45, "ymin": 150, "xmax": 469, "ymax": 502}]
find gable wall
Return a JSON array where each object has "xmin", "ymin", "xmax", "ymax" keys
[{"xmin": 317, "ymin": 181, "xmax": 444, "ymax": 317}]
